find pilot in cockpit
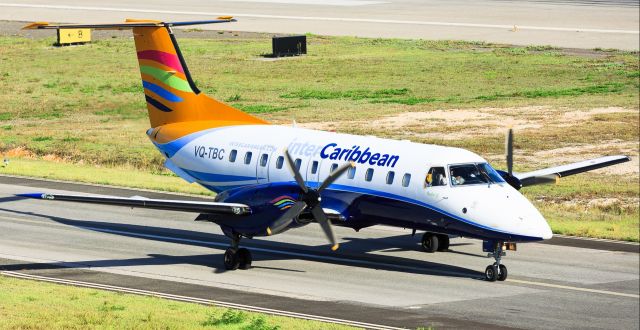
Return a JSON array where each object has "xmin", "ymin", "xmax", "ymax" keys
[{"xmin": 426, "ymin": 167, "xmax": 448, "ymax": 187}]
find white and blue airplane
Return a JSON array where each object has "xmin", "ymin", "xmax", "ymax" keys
[{"xmin": 20, "ymin": 19, "xmax": 630, "ymax": 281}]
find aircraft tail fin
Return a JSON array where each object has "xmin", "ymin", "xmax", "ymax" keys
[{"xmin": 24, "ymin": 19, "xmax": 268, "ymax": 128}]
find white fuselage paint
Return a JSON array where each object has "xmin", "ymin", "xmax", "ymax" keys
[{"xmin": 160, "ymin": 125, "xmax": 553, "ymax": 240}]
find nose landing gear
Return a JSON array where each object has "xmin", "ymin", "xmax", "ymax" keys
[{"xmin": 485, "ymin": 242, "xmax": 508, "ymax": 282}]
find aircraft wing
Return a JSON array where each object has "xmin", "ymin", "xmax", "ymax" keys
[
  {"xmin": 16, "ymin": 193, "xmax": 251, "ymax": 215},
  {"xmin": 515, "ymin": 155, "xmax": 631, "ymax": 187}
]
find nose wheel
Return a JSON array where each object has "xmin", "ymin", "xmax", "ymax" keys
[
  {"xmin": 223, "ymin": 233, "xmax": 252, "ymax": 270},
  {"xmin": 485, "ymin": 242, "xmax": 508, "ymax": 282}
]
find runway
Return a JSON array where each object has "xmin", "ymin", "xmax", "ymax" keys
[
  {"xmin": 0, "ymin": 0, "xmax": 638, "ymax": 50},
  {"xmin": 0, "ymin": 176, "xmax": 638, "ymax": 329}
]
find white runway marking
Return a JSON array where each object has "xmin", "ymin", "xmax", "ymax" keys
[
  {"xmin": 1, "ymin": 3, "xmax": 638, "ymax": 34},
  {"xmin": 508, "ymin": 279, "xmax": 639, "ymax": 299},
  {"xmin": 220, "ymin": 0, "xmax": 389, "ymax": 6}
]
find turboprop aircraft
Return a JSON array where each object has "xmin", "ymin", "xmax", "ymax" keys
[{"xmin": 19, "ymin": 19, "xmax": 630, "ymax": 282}]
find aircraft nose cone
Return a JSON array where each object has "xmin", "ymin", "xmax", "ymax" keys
[
  {"xmin": 537, "ymin": 215, "xmax": 553, "ymax": 240},
  {"xmin": 521, "ymin": 201, "xmax": 553, "ymax": 240}
]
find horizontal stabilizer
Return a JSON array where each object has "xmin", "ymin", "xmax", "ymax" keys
[
  {"xmin": 22, "ymin": 18, "xmax": 235, "ymax": 30},
  {"xmin": 16, "ymin": 193, "xmax": 251, "ymax": 215}
]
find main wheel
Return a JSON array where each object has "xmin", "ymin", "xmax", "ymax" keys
[
  {"xmin": 223, "ymin": 248, "xmax": 240, "ymax": 270},
  {"xmin": 497, "ymin": 264, "xmax": 508, "ymax": 281},
  {"xmin": 237, "ymin": 248, "xmax": 252, "ymax": 270},
  {"xmin": 485, "ymin": 265, "xmax": 498, "ymax": 282},
  {"xmin": 421, "ymin": 233, "xmax": 439, "ymax": 253},
  {"xmin": 437, "ymin": 234, "xmax": 450, "ymax": 251}
]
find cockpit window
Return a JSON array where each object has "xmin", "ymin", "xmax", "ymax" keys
[
  {"xmin": 449, "ymin": 163, "xmax": 505, "ymax": 186},
  {"xmin": 426, "ymin": 167, "xmax": 447, "ymax": 187},
  {"xmin": 478, "ymin": 163, "xmax": 505, "ymax": 183}
]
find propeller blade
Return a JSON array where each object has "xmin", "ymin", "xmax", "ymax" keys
[
  {"xmin": 284, "ymin": 149, "xmax": 308, "ymax": 193},
  {"xmin": 310, "ymin": 205, "xmax": 339, "ymax": 250},
  {"xmin": 506, "ymin": 128, "xmax": 514, "ymax": 176},
  {"xmin": 267, "ymin": 201, "xmax": 307, "ymax": 235},
  {"xmin": 317, "ymin": 162, "xmax": 354, "ymax": 193}
]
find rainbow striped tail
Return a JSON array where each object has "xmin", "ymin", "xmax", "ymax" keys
[{"xmin": 23, "ymin": 19, "xmax": 268, "ymax": 129}]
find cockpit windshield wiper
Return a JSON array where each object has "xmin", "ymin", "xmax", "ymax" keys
[{"xmin": 477, "ymin": 165, "xmax": 494, "ymax": 187}]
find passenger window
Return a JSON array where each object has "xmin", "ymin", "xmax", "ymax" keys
[
  {"xmin": 402, "ymin": 173, "xmax": 411, "ymax": 187},
  {"xmin": 386, "ymin": 171, "xmax": 395, "ymax": 185},
  {"xmin": 365, "ymin": 168, "xmax": 374, "ymax": 182},
  {"xmin": 260, "ymin": 154, "xmax": 268, "ymax": 167},
  {"xmin": 244, "ymin": 152, "xmax": 252, "ymax": 165},
  {"xmin": 330, "ymin": 163, "xmax": 338, "ymax": 173},
  {"xmin": 276, "ymin": 156, "xmax": 284, "ymax": 169},
  {"xmin": 347, "ymin": 166, "xmax": 356, "ymax": 179},
  {"xmin": 229, "ymin": 149, "xmax": 237, "ymax": 163},
  {"xmin": 426, "ymin": 167, "xmax": 447, "ymax": 187},
  {"xmin": 294, "ymin": 158, "xmax": 302, "ymax": 170},
  {"xmin": 311, "ymin": 161, "xmax": 319, "ymax": 174}
]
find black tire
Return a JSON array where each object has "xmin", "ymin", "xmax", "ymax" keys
[
  {"xmin": 421, "ymin": 233, "xmax": 439, "ymax": 253},
  {"xmin": 223, "ymin": 248, "xmax": 240, "ymax": 270},
  {"xmin": 497, "ymin": 264, "xmax": 508, "ymax": 281},
  {"xmin": 485, "ymin": 265, "xmax": 498, "ymax": 282},
  {"xmin": 237, "ymin": 248, "xmax": 252, "ymax": 270},
  {"xmin": 437, "ymin": 235, "xmax": 450, "ymax": 251}
]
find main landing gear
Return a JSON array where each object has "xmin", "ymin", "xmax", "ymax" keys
[
  {"xmin": 421, "ymin": 232, "xmax": 450, "ymax": 252},
  {"xmin": 485, "ymin": 242, "xmax": 508, "ymax": 282},
  {"xmin": 223, "ymin": 233, "xmax": 252, "ymax": 270}
]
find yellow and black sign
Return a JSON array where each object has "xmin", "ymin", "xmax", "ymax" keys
[{"xmin": 57, "ymin": 28, "xmax": 91, "ymax": 45}]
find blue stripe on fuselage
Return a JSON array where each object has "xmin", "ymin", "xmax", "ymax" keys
[{"xmin": 182, "ymin": 169, "xmax": 261, "ymax": 182}]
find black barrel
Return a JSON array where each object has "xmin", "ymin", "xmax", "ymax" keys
[{"xmin": 272, "ymin": 35, "xmax": 307, "ymax": 57}]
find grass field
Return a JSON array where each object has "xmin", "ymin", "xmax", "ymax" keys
[
  {"xmin": 0, "ymin": 275, "xmax": 355, "ymax": 329},
  {"xmin": 0, "ymin": 32, "xmax": 638, "ymax": 241}
]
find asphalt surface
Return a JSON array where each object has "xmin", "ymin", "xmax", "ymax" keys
[
  {"xmin": 0, "ymin": 0, "xmax": 638, "ymax": 50},
  {"xmin": 0, "ymin": 176, "xmax": 638, "ymax": 329}
]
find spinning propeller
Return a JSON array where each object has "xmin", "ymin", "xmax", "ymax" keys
[
  {"xmin": 267, "ymin": 150, "xmax": 354, "ymax": 251},
  {"xmin": 503, "ymin": 128, "xmax": 559, "ymax": 190}
]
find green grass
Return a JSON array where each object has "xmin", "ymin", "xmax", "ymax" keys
[
  {"xmin": 0, "ymin": 33, "xmax": 638, "ymax": 241},
  {"xmin": 0, "ymin": 35, "xmax": 637, "ymax": 168},
  {"xmin": 0, "ymin": 275, "xmax": 354, "ymax": 329},
  {"xmin": 523, "ymin": 175, "xmax": 639, "ymax": 242},
  {"xmin": 0, "ymin": 158, "xmax": 211, "ymax": 196}
]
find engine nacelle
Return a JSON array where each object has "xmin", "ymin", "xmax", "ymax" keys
[{"xmin": 201, "ymin": 182, "xmax": 308, "ymax": 237}]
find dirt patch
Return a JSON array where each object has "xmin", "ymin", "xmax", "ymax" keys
[
  {"xmin": 4, "ymin": 147, "xmax": 33, "ymax": 158},
  {"xmin": 558, "ymin": 107, "xmax": 636, "ymax": 126},
  {"xmin": 536, "ymin": 196, "xmax": 639, "ymax": 213},
  {"xmin": 527, "ymin": 140, "xmax": 639, "ymax": 175},
  {"xmin": 300, "ymin": 106, "xmax": 636, "ymax": 140},
  {"xmin": 42, "ymin": 154, "xmax": 64, "ymax": 162}
]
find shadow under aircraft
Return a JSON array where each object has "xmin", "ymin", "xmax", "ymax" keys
[{"xmin": 0, "ymin": 206, "xmax": 483, "ymax": 279}]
